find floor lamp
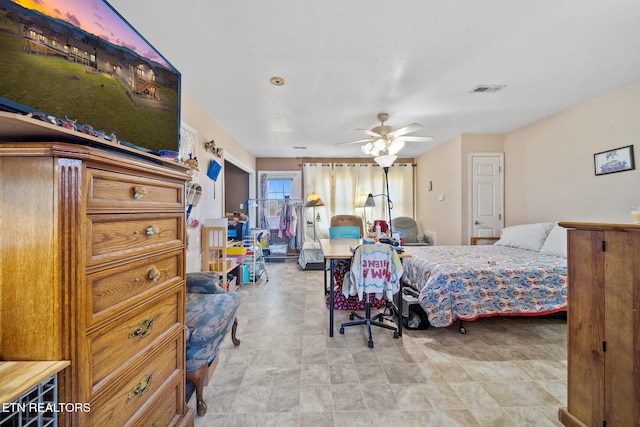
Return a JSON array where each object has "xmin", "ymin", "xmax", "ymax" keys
[
  {"xmin": 305, "ymin": 193, "xmax": 325, "ymax": 241},
  {"xmin": 365, "ymin": 154, "xmax": 397, "ymax": 237}
]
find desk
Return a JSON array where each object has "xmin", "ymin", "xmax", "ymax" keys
[{"xmin": 320, "ymin": 239, "xmax": 410, "ymax": 337}]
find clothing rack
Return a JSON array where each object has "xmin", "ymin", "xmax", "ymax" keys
[{"xmin": 245, "ymin": 197, "xmax": 304, "ymax": 252}]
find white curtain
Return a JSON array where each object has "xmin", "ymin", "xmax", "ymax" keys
[
  {"xmin": 302, "ymin": 162, "xmax": 414, "ymax": 241},
  {"xmin": 332, "ymin": 163, "xmax": 359, "ymax": 215},
  {"xmin": 302, "ymin": 163, "xmax": 332, "ymax": 241},
  {"xmin": 354, "ymin": 163, "xmax": 384, "ymax": 230},
  {"xmin": 387, "ymin": 163, "xmax": 414, "ymax": 219}
]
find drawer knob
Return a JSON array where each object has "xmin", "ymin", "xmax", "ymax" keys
[
  {"xmin": 146, "ymin": 225, "xmax": 159, "ymax": 236},
  {"xmin": 128, "ymin": 372, "xmax": 153, "ymax": 399},
  {"xmin": 147, "ymin": 267, "xmax": 161, "ymax": 281},
  {"xmin": 133, "ymin": 185, "xmax": 147, "ymax": 199},
  {"xmin": 129, "ymin": 315, "xmax": 158, "ymax": 339}
]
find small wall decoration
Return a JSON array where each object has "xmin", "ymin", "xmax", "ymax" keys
[
  {"xmin": 203, "ymin": 138, "xmax": 223, "ymax": 158},
  {"xmin": 594, "ymin": 145, "xmax": 635, "ymax": 176}
]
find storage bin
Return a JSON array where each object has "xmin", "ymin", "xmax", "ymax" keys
[
  {"xmin": 227, "ymin": 247, "xmax": 247, "ymax": 255},
  {"xmin": 266, "ymin": 243, "xmax": 287, "ymax": 262},
  {"xmin": 269, "ymin": 243, "xmax": 287, "ymax": 254},
  {"xmin": 228, "ymin": 254, "xmax": 245, "ymax": 264}
]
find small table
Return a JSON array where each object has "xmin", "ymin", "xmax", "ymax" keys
[{"xmin": 320, "ymin": 239, "xmax": 410, "ymax": 337}]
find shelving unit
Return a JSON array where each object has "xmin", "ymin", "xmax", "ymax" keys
[
  {"xmin": 201, "ymin": 225, "xmax": 241, "ymax": 291},
  {"xmin": 242, "ymin": 231, "xmax": 269, "ymax": 284}
]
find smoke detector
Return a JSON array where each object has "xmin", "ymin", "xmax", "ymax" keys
[{"xmin": 471, "ymin": 85, "xmax": 505, "ymax": 93}]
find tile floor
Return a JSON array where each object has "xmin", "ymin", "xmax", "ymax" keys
[{"xmin": 190, "ymin": 260, "xmax": 567, "ymax": 427}]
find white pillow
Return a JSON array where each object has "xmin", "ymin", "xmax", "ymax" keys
[
  {"xmin": 495, "ymin": 222, "xmax": 555, "ymax": 252},
  {"xmin": 540, "ymin": 224, "xmax": 567, "ymax": 257}
]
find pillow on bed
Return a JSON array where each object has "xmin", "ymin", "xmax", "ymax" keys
[
  {"xmin": 540, "ymin": 223, "xmax": 567, "ymax": 257},
  {"xmin": 494, "ymin": 222, "xmax": 555, "ymax": 252}
]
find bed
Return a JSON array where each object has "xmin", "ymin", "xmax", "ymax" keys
[{"xmin": 401, "ymin": 222, "xmax": 568, "ymax": 328}]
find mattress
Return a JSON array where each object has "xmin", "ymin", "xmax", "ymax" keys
[{"xmin": 402, "ymin": 245, "xmax": 567, "ymax": 327}]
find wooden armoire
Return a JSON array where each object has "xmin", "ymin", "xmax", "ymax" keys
[
  {"xmin": 558, "ymin": 222, "xmax": 640, "ymax": 427},
  {"xmin": 0, "ymin": 113, "xmax": 195, "ymax": 426}
]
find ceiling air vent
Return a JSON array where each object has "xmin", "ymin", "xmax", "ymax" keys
[{"xmin": 471, "ymin": 85, "xmax": 505, "ymax": 94}]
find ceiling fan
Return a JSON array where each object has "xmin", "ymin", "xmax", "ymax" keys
[{"xmin": 337, "ymin": 113, "xmax": 434, "ymax": 156}]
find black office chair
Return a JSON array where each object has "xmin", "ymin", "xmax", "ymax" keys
[{"xmin": 339, "ymin": 242, "xmax": 403, "ymax": 348}]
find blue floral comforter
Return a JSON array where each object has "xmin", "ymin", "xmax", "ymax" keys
[{"xmin": 402, "ymin": 245, "xmax": 567, "ymax": 327}]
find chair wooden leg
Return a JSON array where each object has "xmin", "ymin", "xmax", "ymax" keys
[
  {"xmin": 186, "ymin": 363, "xmax": 208, "ymax": 416},
  {"xmin": 231, "ymin": 317, "xmax": 241, "ymax": 346}
]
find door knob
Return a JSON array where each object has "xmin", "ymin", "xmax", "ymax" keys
[{"xmin": 474, "ymin": 220, "xmax": 481, "ymax": 225}]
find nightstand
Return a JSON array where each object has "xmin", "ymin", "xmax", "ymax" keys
[{"xmin": 471, "ymin": 237, "xmax": 500, "ymax": 245}]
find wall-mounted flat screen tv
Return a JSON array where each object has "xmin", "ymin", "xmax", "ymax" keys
[{"xmin": 0, "ymin": 0, "xmax": 181, "ymax": 155}]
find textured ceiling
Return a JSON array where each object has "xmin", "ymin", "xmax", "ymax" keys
[{"xmin": 107, "ymin": 0, "xmax": 640, "ymax": 158}]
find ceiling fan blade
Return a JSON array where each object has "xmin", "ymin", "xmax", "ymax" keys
[
  {"xmin": 335, "ymin": 138, "xmax": 374, "ymax": 146},
  {"xmin": 388, "ymin": 123, "xmax": 423, "ymax": 137},
  {"xmin": 357, "ymin": 128, "xmax": 382, "ymax": 138},
  {"xmin": 401, "ymin": 135, "xmax": 434, "ymax": 142}
]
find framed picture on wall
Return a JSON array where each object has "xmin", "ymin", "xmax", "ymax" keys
[{"xmin": 594, "ymin": 145, "xmax": 635, "ymax": 176}]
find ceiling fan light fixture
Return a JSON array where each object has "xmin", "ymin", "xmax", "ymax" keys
[
  {"xmin": 361, "ymin": 142, "xmax": 380, "ymax": 156},
  {"xmin": 373, "ymin": 139, "xmax": 386, "ymax": 151},
  {"xmin": 388, "ymin": 138, "xmax": 405, "ymax": 155},
  {"xmin": 374, "ymin": 154, "xmax": 397, "ymax": 168}
]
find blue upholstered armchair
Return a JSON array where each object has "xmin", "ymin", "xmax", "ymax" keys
[{"xmin": 185, "ymin": 272, "xmax": 240, "ymax": 416}]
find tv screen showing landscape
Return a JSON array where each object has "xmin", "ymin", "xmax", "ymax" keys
[{"xmin": 0, "ymin": 0, "xmax": 181, "ymax": 154}]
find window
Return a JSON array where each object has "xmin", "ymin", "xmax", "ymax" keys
[
  {"xmin": 267, "ymin": 178, "xmax": 292, "ymax": 217},
  {"xmin": 257, "ymin": 172, "xmax": 301, "ymax": 232}
]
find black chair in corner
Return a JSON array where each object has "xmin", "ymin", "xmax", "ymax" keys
[{"xmin": 338, "ymin": 242, "xmax": 403, "ymax": 348}]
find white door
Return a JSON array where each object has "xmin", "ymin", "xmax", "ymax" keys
[{"xmin": 470, "ymin": 153, "xmax": 504, "ymax": 238}]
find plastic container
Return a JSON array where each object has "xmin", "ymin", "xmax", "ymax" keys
[{"xmin": 227, "ymin": 247, "xmax": 247, "ymax": 255}]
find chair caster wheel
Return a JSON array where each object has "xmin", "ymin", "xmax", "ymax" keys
[
  {"xmin": 393, "ymin": 331, "xmax": 399, "ymax": 339},
  {"xmin": 339, "ymin": 327, "xmax": 345, "ymax": 334},
  {"xmin": 349, "ymin": 314, "xmax": 355, "ymax": 320},
  {"xmin": 460, "ymin": 326, "xmax": 467, "ymax": 334},
  {"xmin": 368, "ymin": 340, "xmax": 374, "ymax": 348}
]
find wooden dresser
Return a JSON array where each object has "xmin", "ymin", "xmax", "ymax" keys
[
  {"xmin": 0, "ymin": 132, "xmax": 195, "ymax": 425},
  {"xmin": 558, "ymin": 222, "xmax": 640, "ymax": 427}
]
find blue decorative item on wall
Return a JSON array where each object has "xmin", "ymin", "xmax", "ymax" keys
[
  {"xmin": 207, "ymin": 159, "xmax": 222, "ymax": 181},
  {"xmin": 207, "ymin": 159, "xmax": 222, "ymax": 198}
]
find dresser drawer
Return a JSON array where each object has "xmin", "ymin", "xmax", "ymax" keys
[
  {"xmin": 88, "ymin": 250, "xmax": 183, "ymax": 322},
  {"xmin": 89, "ymin": 290, "xmax": 183, "ymax": 390},
  {"xmin": 87, "ymin": 213, "xmax": 185, "ymax": 265},
  {"xmin": 87, "ymin": 169, "xmax": 184, "ymax": 211},
  {"xmin": 132, "ymin": 372, "xmax": 186, "ymax": 427},
  {"xmin": 88, "ymin": 332, "xmax": 183, "ymax": 427}
]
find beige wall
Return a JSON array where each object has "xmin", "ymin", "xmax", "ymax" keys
[
  {"xmin": 415, "ymin": 80, "xmax": 640, "ymax": 244},
  {"xmin": 415, "ymin": 134, "xmax": 504, "ymax": 245},
  {"xmin": 505, "ymin": 80, "xmax": 640, "ymax": 225},
  {"xmin": 415, "ymin": 135, "xmax": 463, "ymax": 245},
  {"xmin": 180, "ymin": 94, "xmax": 256, "ymax": 272}
]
